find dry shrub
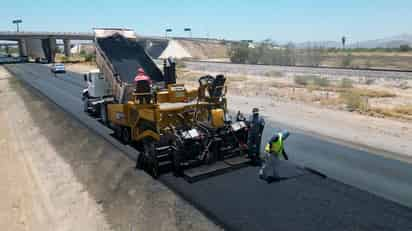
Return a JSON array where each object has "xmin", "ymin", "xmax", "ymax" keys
[
  {"xmin": 342, "ymin": 54, "xmax": 353, "ymax": 67},
  {"xmin": 351, "ymin": 88, "xmax": 395, "ymax": 98},
  {"xmin": 227, "ymin": 75, "xmax": 248, "ymax": 82},
  {"xmin": 294, "ymin": 75, "xmax": 330, "ymax": 87},
  {"xmin": 175, "ymin": 59, "xmax": 187, "ymax": 69},
  {"xmin": 365, "ymin": 78, "xmax": 375, "ymax": 85},
  {"xmin": 393, "ymin": 106, "xmax": 412, "ymax": 116},
  {"xmin": 320, "ymin": 97, "xmax": 343, "ymax": 107},
  {"xmin": 339, "ymin": 78, "xmax": 354, "ymax": 88},
  {"xmin": 398, "ymin": 81, "xmax": 410, "ymax": 89},
  {"xmin": 176, "ymin": 70, "xmax": 199, "ymax": 82},
  {"xmin": 372, "ymin": 105, "xmax": 412, "ymax": 120},
  {"xmin": 340, "ymin": 91, "xmax": 369, "ymax": 112},
  {"xmin": 294, "ymin": 75, "xmax": 310, "ymax": 86}
]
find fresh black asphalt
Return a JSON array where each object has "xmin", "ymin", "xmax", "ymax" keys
[{"xmin": 5, "ymin": 63, "xmax": 412, "ymax": 231}]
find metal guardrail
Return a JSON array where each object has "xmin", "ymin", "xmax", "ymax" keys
[
  {"xmin": 0, "ymin": 31, "xmax": 235, "ymax": 43},
  {"xmin": 0, "ymin": 31, "xmax": 93, "ymax": 36}
]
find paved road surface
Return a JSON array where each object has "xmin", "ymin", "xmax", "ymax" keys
[
  {"xmin": 185, "ymin": 61, "xmax": 412, "ymax": 79},
  {"xmin": 5, "ymin": 63, "xmax": 412, "ymax": 231}
]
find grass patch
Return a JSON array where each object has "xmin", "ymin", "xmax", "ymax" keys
[
  {"xmin": 264, "ymin": 70, "xmax": 284, "ymax": 77},
  {"xmin": 312, "ymin": 76, "xmax": 330, "ymax": 87},
  {"xmin": 339, "ymin": 78, "xmax": 354, "ymax": 88}
]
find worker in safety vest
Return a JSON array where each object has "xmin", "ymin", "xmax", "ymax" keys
[
  {"xmin": 259, "ymin": 131, "xmax": 290, "ymax": 182},
  {"xmin": 134, "ymin": 68, "xmax": 152, "ymax": 103},
  {"xmin": 265, "ymin": 131, "xmax": 290, "ymax": 160}
]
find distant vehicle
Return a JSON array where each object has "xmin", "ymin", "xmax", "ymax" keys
[
  {"xmin": 19, "ymin": 56, "xmax": 29, "ymax": 63},
  {"xmin": 51, "ymin": 63, "xmax": 66, "ymax": 73},
  {"xmin": 35, "ymin": 57, "xmax": 49, "ymax": 63}
]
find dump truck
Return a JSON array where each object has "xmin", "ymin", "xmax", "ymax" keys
[{"xmin": 82, "ymin": 28, "xmax": 260, "ymax": 180}]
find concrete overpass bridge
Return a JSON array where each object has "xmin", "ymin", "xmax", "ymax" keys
[
  {"xmin": 0, "ymin": 31, "xmax": 94, "ymax": 62},
  {"xmin": 0, "ymin": 31, "xmax": 234, "ymax": 62}
]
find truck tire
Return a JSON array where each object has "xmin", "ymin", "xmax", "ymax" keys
[
  {"xmin": 121, "ymin": 127, "xmax": 131, "ymax": 144},
  {"xmin": 136, "ymin": 153, "xmax": 146, "ymax": 170},
  {"xmin": 100, "ymin": 103, "xmax": 108, "ymax": 125},
  {"xmin": 143, "ymin": 140, "xmax": 159, "ymax": 178},
  {"xmin": 172, "ymin": 152, "xmax": 183, "ymax": 177},
  {"xmin": 83, "ymin": 98, "xmax": 89, "ymax": 113},
  {"xmin": 172, "ymin": 140, "xmax": 184, "ymax": 177},
  {"xmin": 150, "ymin": 158, "xmax": 159, "ymax": 179},
  {"xmin": 113, "ymin": 125, "xmax": 122, "ymax": 139}
]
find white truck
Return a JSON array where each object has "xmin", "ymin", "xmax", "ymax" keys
[{"xmin": 82, "ymin": 69, "xmax": 113, "ymax": 121}]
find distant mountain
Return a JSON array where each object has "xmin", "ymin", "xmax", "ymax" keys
[
  {"xmin": 348, "ymin": 34, "xmax": 412, "ymax": 48},
  {"xmin": 295, "ymin": 41, "xmax": 341, "ymax": 48},
  {"xmin": 294, "ymin": 34, "xmax": 412, "ymax": 49}
]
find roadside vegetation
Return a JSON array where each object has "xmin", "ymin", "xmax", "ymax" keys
[
  {"xmin": 229, "ymin": 41, "xmax": 412, "ymax": 70},
  {"xmin": 372, "ymin": 106, "xmax": 412, "ymax": 120},
  {"xmin": 55, "ymin": 50, "xmax": 96, "ymax": 64},
  {"xmin": 229, "ymin": 41, "xmax": 322, "ymax": 66},
  {"xmin": 176, "ymin": 63, "xmax": 412, "ymax": 121}
]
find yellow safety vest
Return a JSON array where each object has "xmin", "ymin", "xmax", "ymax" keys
[{"xmin": 265, "ymin": 133, "xmax": 283, "ymax": 156}]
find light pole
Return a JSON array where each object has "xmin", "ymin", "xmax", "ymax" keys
[
  {"xmin": 184, "ymin": 28, "xmax": 192, "ymax": 38},
  {"xmin": 12, "ymin": 19, "xmax": 22, "ymax": 32},
  {"xmin": 165, "ymin": 28, "xmax": 172, "ymax": 38}
]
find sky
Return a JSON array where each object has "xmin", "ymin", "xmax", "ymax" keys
[{"xmin": 2, "ymin": 0, "xmax": 412, "ymax": 43}]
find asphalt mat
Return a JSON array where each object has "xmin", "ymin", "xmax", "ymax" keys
[
  {"xmin": 266, "ymin": 159, "xmax": 309, "ymax": 179},
  {"xmin": 6, "ymin": 63, "xmax": 412, "ymax": 231},
  {"xmin": 161, "ymin": 165, "xmax": 412, "ymax": 231}
]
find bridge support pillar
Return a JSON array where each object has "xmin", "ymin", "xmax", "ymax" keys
[
  {"xmin": 41, "ymin": 38, "xmax": 56, "ymax": 63},
  {"xmin": 63, "ymin": 39, "xmax": 71, "ymax": 57},
  {"xmin": 18, "ymin": 39, "xmax": 28, "ymax": 57}
]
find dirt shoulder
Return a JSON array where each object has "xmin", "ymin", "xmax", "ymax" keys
[
  {"xmin": 0, "ymin": 66, "xmax": 220, "ymax": 231},
  {"xmin": 0, "ymin": 67, "xmax": 51, "ymax": 230}
]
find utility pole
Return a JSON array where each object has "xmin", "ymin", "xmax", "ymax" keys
[
  {"xmin": 12, "ymin": 19, "xmax": 22, "ymax": 32},
  {"xmin": 341, "ymin": 36, "xmax": 346, "ymax": 49}
]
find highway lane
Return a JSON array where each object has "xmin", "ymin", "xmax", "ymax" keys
[{"xmin": 5, "ymin": 63, "xmax": 412, "ymax": 231}]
